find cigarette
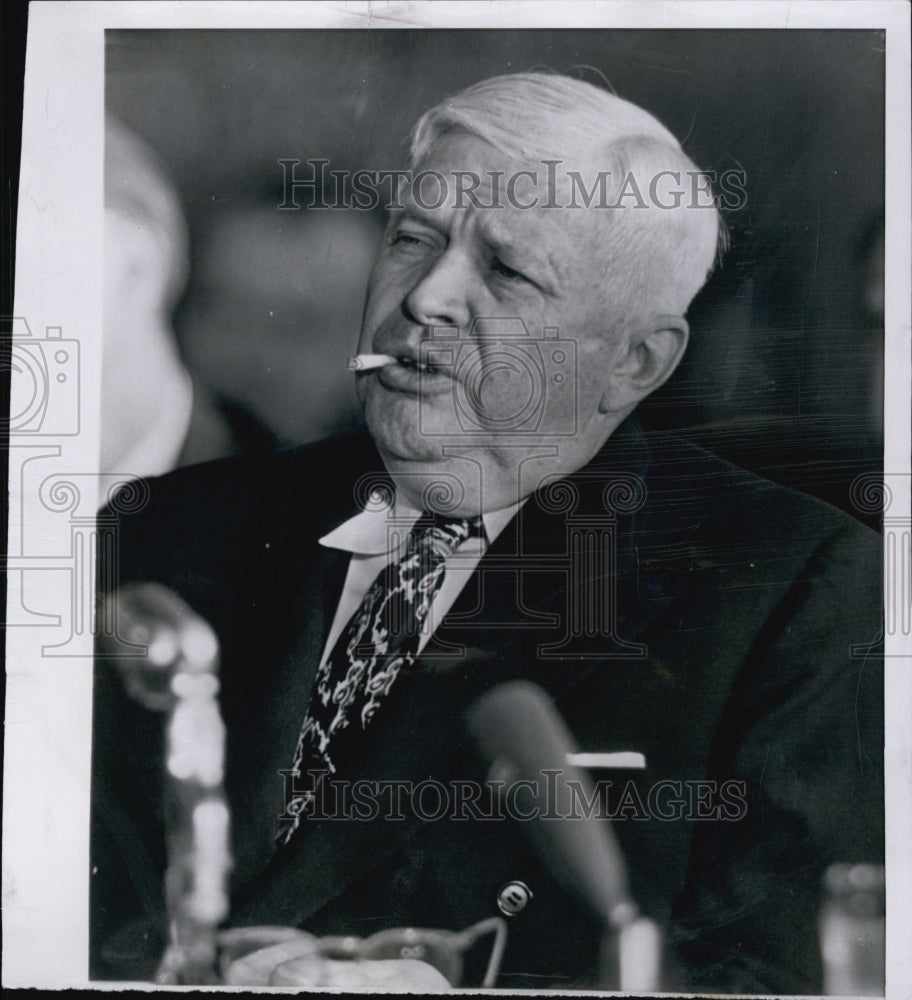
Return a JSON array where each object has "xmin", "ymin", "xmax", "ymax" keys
[{"xmin": 348, "ymin": 354, "xmax": 398, "ymax": 372}]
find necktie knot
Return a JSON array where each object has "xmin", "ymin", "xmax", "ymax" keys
[{"xmin": 409, "ymin": 513, "xmax": 484, "ymax": 560}]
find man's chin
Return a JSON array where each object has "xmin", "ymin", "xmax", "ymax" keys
[
  {"xmin": 363, "ymin": 395, "xmax": 457, "ymax": 464},
  {"xmin": 375, "ymin": 435, "xmax": 444, "ymax": 467},
  {"xmin": 364, "ymin": 415, "xmax": 446, "ymax": 466}
]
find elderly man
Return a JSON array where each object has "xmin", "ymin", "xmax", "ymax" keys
[{"xmin": 91, "ymin": 74, "xmax": 882, "ymax": 993}]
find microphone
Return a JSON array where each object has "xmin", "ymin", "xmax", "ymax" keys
[{"xmin": 466, "ymin": 680, "xmax": 662, "ymax": 990}]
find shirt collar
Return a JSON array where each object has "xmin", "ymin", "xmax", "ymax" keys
[{"xmin": 319, "ymin": 495, "xmax": 525, "ymax": 555}]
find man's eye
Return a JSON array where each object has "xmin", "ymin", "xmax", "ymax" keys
[
  {"xmin": 491, "ymin": 258, "xmax": 528, "ymax": 283},
  {"xmin": 391, "ymin": 231, "xmax": 426, "ymax": 248}
]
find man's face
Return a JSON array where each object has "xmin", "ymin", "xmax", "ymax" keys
[{"xmin": 356, "ymin": 132, "xmax": 634, "ymax": 512}]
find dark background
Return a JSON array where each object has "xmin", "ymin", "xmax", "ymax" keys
[{"xmin": 105, "ymin": 29, "xmax": 885, "ymax": 525}]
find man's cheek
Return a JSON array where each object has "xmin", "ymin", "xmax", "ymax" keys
[
  {"xmin": 458, "ymin": 363, "xmax": 549, "ymax": 431},
  {"xmin": 357, "ymin": 304, "xmax": 383, "ymax": 349},
  {"xmin": 365, "ymin": 258, "xmax": 411, "ymax": 309},
  {"xmin": 364, "ymin": 384, "xmax": 418, "ymax": 425},
  {"xmin": 476, "ymin": 371, "xmax": 532, "ymax": 425},
  {"xmin": 358, "ymin": 288, "xmax": 395, "ymax": 346}
]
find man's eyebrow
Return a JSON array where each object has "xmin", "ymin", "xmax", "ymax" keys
[
  {"xmin": 392, "ymin": 200, "xmax": 562, "ymax": 292},
  {"xmin": 394, "ymin": 189, "xmax": 446, "ymax": 226},
  {"xmin": 393, "ymin": 198, "xmax": 448, "ymax": 234},
  {"xmin": 478, "ymin": 219, "xmax": 559, "ymax": 288}
]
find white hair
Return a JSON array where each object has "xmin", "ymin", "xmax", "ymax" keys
[{"xmin": 410, "ymin": 72, "xmax": 723, "ymax": 319}]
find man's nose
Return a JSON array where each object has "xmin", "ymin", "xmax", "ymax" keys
[{"xmin": 402, "ymin": 250, "xmax": 473, "ymax": 329}]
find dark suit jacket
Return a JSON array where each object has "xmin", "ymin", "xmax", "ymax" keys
[{"xmin": 90, "ymin": 416, "xmax": 883, "ymax": 992}]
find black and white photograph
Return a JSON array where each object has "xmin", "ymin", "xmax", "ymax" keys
[{"xmin": 4, "ymin": 2, "xmax": 911, "ymax": 995}]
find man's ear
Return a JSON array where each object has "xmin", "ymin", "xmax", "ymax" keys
[{"xmin": 598, "ymin": 315, "xmax": 689, "ymax": 414}]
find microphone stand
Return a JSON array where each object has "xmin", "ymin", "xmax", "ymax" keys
[{"xmin": 606, "ymin": 913, "xmax": 663, "ymax": 992}]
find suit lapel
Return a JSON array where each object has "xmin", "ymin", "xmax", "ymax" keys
[
  {"xmin": 225, "ymin": 469, "xmax": 375, "ymax": 891},
  {"xmin": 230, "ymin": 655, "xmax": 496, "ymax": 927}
]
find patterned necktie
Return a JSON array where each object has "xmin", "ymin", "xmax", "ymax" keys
[{"xmin": 277, "ymin": 513, "xmax": 483, "ymax": 846}]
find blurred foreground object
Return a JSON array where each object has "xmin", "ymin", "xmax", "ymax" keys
[
  {"xmin": 103, "ymin": 118, "xmax": 247, "ymax": 482},
  {"xmin": 219, "ymin": 918, "xmax": 505, "ymax": 988},
  {"xmin": 103, "ymin": 118, "xmax": 194, "ymax": 478},
  {"xmin": 819, "ymin": 863, "xmax": 885, "ymax": 996},
  {"xmin": 98, "ymin": 583, "xmax": 232, "ymax": 984}
]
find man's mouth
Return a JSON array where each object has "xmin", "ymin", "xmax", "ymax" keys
[
  {"xmin": 375, "ymin": 354, "xmax": 453, "ymax": 395},
  {"xmin": 397, "ymin": 356, "xmax": 439, "ymax": 375}
]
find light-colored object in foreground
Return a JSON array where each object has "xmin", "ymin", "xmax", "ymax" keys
[
  {"xmin": 567, "ymin": 751, "xmax": 647, "ymax": 770},
  {"xmin": 102, "ymin": 117, "xmax": 194, "ymax": 481},
  {"xmin": 348, "ymin": 353, "xmax": 398, "ymax": 371},
  {"xmin": 271, "ymin": 955, "xmax": 452, "ymax": 990},
  {"xmin": 219, "ymin": 918, "xmax": 506, "ymax": 988},
  {"xmin": 220, "ymin": 928, "xmax": 450, "ymax": 990},
  {"xmin": 618, "ymin": 915, "xmax": 663, "ymax": 992},
  {"xmin": 100, "ymin": 583, "xmax": 231, "ymax": 984}
]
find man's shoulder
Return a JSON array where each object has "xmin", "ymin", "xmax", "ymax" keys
[
  {"xmin": 636, "ymin": 426, "xmax": 879, "ymax": 562},
  {"xmin": 111, "ymin": 430, "xmax": 379, "ymax": 526},
  {"xmin": 103, "ymin": 431, "xmax": 381, "ymax": 586}
]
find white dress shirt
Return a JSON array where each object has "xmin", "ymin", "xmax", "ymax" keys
[{"xmin": 317, "ymin": 495, "xmax": 525, "ymax": 667}]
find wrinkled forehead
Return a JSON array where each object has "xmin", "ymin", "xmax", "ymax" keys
[
  {"xmin": 406, "ymin": 129, "xmax": 602, "ymax": 205},
  {"xmin": 400, "ymin": 132, "xmax": 605, "ymax": 263}
]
